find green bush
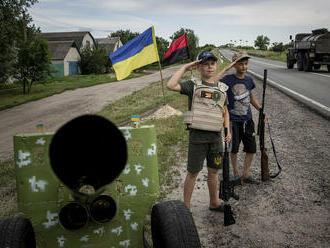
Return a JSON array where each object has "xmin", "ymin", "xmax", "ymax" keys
[{"xmin": 79, "ymin": 46, "xmax": 111, "ymax": 74}]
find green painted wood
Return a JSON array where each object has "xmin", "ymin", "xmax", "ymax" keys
[
  {"xmin": 13, "ymin": 125, "xmax": 159, "ymax": 248},
  {"xmin": 50, "ymin": 63, "xmax": 64, "ymax": 78}
]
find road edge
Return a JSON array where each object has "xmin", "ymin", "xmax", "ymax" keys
[{"xmin": 247, "ymin": 69, "xmax": 330, "ymax": 119}]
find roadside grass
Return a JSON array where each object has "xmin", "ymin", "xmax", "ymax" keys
[
  {"xmin": 232, "ymin": 48, "xmax": 287, "ymax": 62},
  {"xmin": 0, "ymin": 159, "xmax": 17, "ymax": 219},
  {"xmin": 0, "ymin": 71, "xmax": 150, "ymax": 111},
  {"xmin": 0, "ymin": 57, "xmax": 230, "ymax": 219}
]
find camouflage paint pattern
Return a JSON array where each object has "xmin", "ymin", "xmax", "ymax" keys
[{"xmin": 13, "ymin": 125, "xmax": 159, "ymax": 248}]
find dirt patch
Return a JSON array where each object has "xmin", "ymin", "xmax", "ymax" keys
[
  {"xmin": 143, "ymin": 104, "xmax": 182, "ymax": 120},
  {"xmin": 162, "ymin": 76, "xmax": 330, "ymax": 247}
]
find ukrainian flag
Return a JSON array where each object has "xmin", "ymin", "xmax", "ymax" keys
[{"xmin": 110, "ymin": 26, "xmax": 160, "ymax": 81}]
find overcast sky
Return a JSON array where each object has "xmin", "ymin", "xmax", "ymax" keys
[{"xmin": 30, "ymin": 0, "xmax": 330, "ymax": 46}]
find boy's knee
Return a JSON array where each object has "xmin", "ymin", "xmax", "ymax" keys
[{"xmin": 187, "ymin": 171, "xmax": 199, "ymax": 179}]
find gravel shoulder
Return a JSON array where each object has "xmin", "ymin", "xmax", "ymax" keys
[
  {"xmin": 164, "ymin": 75, "xmax": 330, "ymax": 248},
  {"xmin": 0, "ymin": 66, "xmax": 181, "ymax": 161}
]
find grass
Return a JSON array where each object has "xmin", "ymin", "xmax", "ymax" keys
[
  {"xmin": 0, "ymin": 159, "xmax": 17, "ymax": 219},
  {"xmin": 0, "ymin": 71, "xmax": 150, "ymax": 111},
  {"xmin": 0, "ymin": 56, "xmax": 230, "ymax": 219},
  {"xmin": 232, "ymin": 48, "xmax": 287, "ymax": 62}
]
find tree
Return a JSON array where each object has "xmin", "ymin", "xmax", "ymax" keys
[
  {"xmin": 254, "ymin": 35, "xmax": 270, "ymax": 50},
  {"xmin": 170, "ymin": 28, "xmax": 199, "ymax": 60},
  {"xmin": 270, "ymin": 42, "xmax": 285, "ymax": 52},
  {"xmin": 156, "ymin": 36, "xmax": 169, "ymax": 61},
  {"xmin": 16, "ymin": 37, "xmax": 52, "ymax": 93},
  {"xmin": 0, "ymin": 0, "xmax": 38, "ymax": 84},
  {"xmin": 109, "ymin": 29, "xmax": 140, "ymax": 45},
  {"xmin": 79, "ymin": 46, "xmax": 110, "ymax": 74},
  {"xmin": 200, "ymin": 44, "xmax": 216, "ymax": 51}
]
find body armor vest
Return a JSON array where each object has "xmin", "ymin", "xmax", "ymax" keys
[{"xmin": 184, "ymin": 78, "xmax": 228, "ymax": 132}]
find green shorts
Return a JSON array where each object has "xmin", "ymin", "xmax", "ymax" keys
[{"xmin": 187, "ymin": 141, "xmax": 223, "ymax": 173}]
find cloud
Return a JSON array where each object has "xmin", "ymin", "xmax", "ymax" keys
[
  {"xmin": 65, "ymin": 0, "xmax": 329, "ymax": 28},
  {"xmin": 200, "ymin": 0, "xmax": 330, "ymax": 27}
]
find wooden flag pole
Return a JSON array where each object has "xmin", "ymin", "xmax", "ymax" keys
[{"xmin": 157, "ymin": 60, "xmax": 167, "ymax": 105}]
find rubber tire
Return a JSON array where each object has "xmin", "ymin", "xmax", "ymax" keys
[
  {"xmin": 286, "ymin": 54, "xmax": 294, "ymax": 69},
  {"xmin": 313, "ymin": 64, "xmax": 321, "ymax": 70},
  {"xmin": 151, "ymin": 200, "xmax": 201, "ymax": 248},
  {"xmin": 0, "ymin": 217, "xmax": 36, "ymax": 248},
  {"xmin": 303, "ymin": 53, "xmax": 312, "ymax": 72},
  {"xmin": 287, "ymin": 59, "xmax": 294, "ymax": 69},
  {"xmin": 297, "ymin": 52, "xmax": 303, "ymax": 71}
]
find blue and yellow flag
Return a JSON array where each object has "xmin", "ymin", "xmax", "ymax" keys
[{"xmin": 110, "ymin": 26, "xmax": 160, "ymax": 80}]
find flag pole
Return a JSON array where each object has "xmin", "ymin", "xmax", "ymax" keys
[{"xmin": 157, "ymin": 60, "xmax": 167, "ymax": 105}]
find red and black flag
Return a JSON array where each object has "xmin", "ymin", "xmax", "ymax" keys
[{"xmin": 162, "ymin": 33, "xmax": 190, "ymax": 66}]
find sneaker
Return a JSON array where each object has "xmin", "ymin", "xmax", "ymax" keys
[{"xmin": 242, "ymin": 176, "xmax": 260, "ymax": 185}]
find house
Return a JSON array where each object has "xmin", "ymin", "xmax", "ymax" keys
[
  {"xmin": 95, "ymin": 37, "xmax": 123, "ymax": 55},
  {"xmin": 40, "ymin": 31, "xmax": 96, "ymax": 52},
  {"xmin": 47, "ymin": 40, "xmax": 81, "ymax": 77}
]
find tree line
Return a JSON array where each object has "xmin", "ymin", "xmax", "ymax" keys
[{"xmin": 222, "ymin": 35, "xmax": 293, "ymax": 52}]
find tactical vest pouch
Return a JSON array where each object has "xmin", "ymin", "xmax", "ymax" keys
[
  {"xmin": 184, "ymin": 78, "xmax": 228, "ymax": 132},
  {"xmin": 183, "ymin": 111, "xmax": 193, "ymax": 125}
]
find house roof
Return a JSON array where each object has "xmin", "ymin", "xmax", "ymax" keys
[
  {"xmin": 95, "ymin": 37, "xmax": 121, "ymax": 55},
  {"xmin": 95, "ymin": 37, "xmax": 121, "ymax": 44},
  {"xmin": 47, "ymin": 40, "xmax": 80, "ymax": 60},
  {"xmin": 40, "ymin": 31, "xmax": 95, "ymax": 49}
]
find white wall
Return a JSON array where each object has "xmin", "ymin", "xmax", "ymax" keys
[{"xmin": 82, "ymin": 34, "xmax": 95, "ymax": 50}]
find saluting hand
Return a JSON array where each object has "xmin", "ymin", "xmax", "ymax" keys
[{"xmin": 183, "ymin": 60, "xmax": 202, "ymax": 72}]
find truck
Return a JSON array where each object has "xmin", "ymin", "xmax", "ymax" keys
[{"xmin": 287, "ymin": 28, "xmax": 330, "ymax": 72}]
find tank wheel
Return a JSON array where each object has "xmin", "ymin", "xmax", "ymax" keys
[
  {"xmin": 303, "ymin": 53, "xmax": 312, "ymax": 72},
  {"xmin": 313, "ymin": 64, "xmax": 321, "ymax": 70},
  {"xmin": 0, "ymin": 217, "xmax": 36, "ymax": 248},
  {"xmin": 287, "ymin": 57, "xmax": 294, "ymax": 69},
  {"xmin": 151, "ymin": 200, "xmax": 201, "ymax": 248},
  {"xmin": 327, "ymin": 65, "xmax": 330, "ymax": 72},
  {"xmin": 297, "ymin": 52, "xmax": 303, "ymax": 71}
]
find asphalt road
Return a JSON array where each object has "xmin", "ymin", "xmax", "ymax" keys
[
  {"xmin": 219, "ymin": 49, "xmax": 330, "ymax": 118},
  {"xmin": 0, "ymin": 66, "xmax": 181, "ymax": 161}
]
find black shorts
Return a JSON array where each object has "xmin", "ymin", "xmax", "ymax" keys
[
  {"xmin": 187, "ymin": 141, "xmax": 223, "ymax": 173},
  {"xmin": 230, "ymin": 119, "xmax": 256, "ymax": 154}
]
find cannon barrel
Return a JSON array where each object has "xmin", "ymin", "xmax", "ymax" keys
[
  {"xmin": 49, "ymin": 114, "xmax": 127, "ymax": 197},
  {"xmin": 49, "ymin": 115, "xmax": 127, "ymax": 229}
]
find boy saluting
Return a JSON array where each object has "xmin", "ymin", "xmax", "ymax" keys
[
  {"xmin": 167, "ymin": 51, "xmax": 231, "ymax": 211},
  {"xmin": 217, "ymin": 51, "xmax": 262, "ymax": 184}
]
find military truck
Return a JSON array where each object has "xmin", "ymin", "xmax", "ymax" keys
[
  {"xmin": 0, "ymin": 115, "xmax": 201, "ymax": 248},
  {"xmin": 287, "ymin": 28, "xmax": 330, "ymax": 72}
]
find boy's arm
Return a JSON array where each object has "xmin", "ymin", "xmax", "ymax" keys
[
  {"xmin": 223, "ymin": 106, "xmax": 231, "ymax": 142},
  {"xmin": 214, "ymin": 61, "xmax": 237, "ymax": 82},
  {"xmin": 166, "ymin": 60, "xmax": 201, "ymax": 92},
  {"xmin": 250, "ymin": 90, "xmax": 261, "ymax": 111}
]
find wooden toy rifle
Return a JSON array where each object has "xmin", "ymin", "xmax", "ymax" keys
[{"xmin": 257, "ymin": 69, "xmax": 270, "ymax": 181}]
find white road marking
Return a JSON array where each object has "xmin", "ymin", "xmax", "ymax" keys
[
  {"xmin": 251, "ymin": 59, "xmax": 285, "ymax": 68},
  {"xmin": 248, "ymin": 69, "xmax": 330, "ymax": 114},
  {"xmin": 311, "ymin": 72, "xmax": 330, "ymax": 78}
]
